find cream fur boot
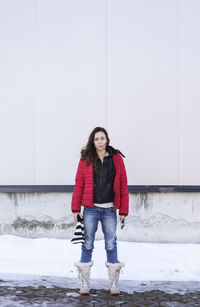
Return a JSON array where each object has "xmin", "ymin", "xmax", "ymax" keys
[
  {"xmin": 105, "ymin": 261, "xmax": 125, "ymax": 295},
  {"xmin": 74, "ymin": 261, "xmax": 93, "ymax": 294}
]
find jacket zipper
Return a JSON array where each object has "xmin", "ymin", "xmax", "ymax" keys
[{"xmin": 99, "ymin": 159, "xmax": 104, "ymax": 202}]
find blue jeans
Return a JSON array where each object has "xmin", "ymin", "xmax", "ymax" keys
[{"xmin": 81, "ymin": 206, "xmax": 119, "ymax": 263}]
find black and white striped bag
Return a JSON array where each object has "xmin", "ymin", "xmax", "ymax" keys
[{"xmin": 71, "ymin": 215, "xmax": 85, "ymax": 244}]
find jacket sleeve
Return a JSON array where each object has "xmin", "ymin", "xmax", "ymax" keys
[
  {"xmin": 71, "ymin": 159, "xmax": 85, "ymax": 212},
  {"xmin": 119, "ymin": 156, "xmax": 129, "ymax": 216}
]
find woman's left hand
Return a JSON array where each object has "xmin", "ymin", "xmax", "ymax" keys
[{"xmin": 119, "ymin": 215, "xmax": 126, "ymax": 221}]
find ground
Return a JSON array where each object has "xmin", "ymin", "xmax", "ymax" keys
[{"xmin": 0, "ymin": 277, "xmax": 200, "ymax": 306}]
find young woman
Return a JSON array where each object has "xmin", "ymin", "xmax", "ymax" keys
[{"xmin": 71, "ymin": 127, "xmax": 129, "ymax": 295}]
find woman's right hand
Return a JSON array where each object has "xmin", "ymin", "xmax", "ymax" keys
[{"xmin": 73, "ymin": 212, "xmax": 83, "ymax": 223}]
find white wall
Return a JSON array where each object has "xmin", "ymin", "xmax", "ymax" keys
[
  {"xmin": 107, "ymin": 0, "xmax": 178, "ymax": 185},
  {"xmin": 179, "ymin": 0, "xmax": 200, "ymax": 184},
  {"xmin": 0, "ymin": 0, "xmax": 199, "ymax": 185},
  {"xmin": 0, "ymin": 1, "xmax": 35, "ymax": 184}
]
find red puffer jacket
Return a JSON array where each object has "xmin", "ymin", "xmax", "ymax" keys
[{"xmin": 71, "ymin": 150, "xmax": 129, "ymax": 215}]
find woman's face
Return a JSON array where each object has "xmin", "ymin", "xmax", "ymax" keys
[{"xmin": 94, "ymin": 131, "xmax": 107, "ymax": 152}]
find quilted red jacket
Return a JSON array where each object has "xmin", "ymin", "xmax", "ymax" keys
[{"xmin": 71, "ymin": 150, "xmax": 129, "ymax": 215}]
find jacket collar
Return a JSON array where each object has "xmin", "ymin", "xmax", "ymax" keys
[{"xmin": 106, "ymin": 145, "xmax": 125, "ymax": 157}]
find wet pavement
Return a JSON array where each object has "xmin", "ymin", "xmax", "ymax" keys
[
  {"xmin": 1, "ymin": 285, "xmax": 200, "ymax": 306},
  {"xmin": 0, "ymin": 277, "xmax": 200, "ymax": 306}
]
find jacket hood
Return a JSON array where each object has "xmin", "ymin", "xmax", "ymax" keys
[{"xmin": 106, "ymin": 145, "xmax": 125, "ymax": 158}]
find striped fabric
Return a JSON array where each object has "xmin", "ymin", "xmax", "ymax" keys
[{"xmin": 71, "ymin": 215, "xmax": 85, "ymax": 244}]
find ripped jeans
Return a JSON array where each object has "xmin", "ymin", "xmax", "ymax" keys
[{"xmin": 80, "ymin": 206, "xmax": 119, "ymax": 263}]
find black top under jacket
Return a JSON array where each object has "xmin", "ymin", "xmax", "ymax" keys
[{"xmin": 93, "ymin": 145, "xmax": 116, "ymax": 204}]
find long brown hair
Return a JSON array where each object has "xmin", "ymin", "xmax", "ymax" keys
[{"xmin": 80, "ymin": 127, "xmax": 110, "ymax": 174}]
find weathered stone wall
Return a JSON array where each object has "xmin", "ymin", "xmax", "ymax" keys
[{"xmin": 0, "ymin": 192, "xmax": 200, "ymax": 242}]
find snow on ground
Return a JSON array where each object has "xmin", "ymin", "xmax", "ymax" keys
[{"xmin": 0, "ymin": 235, "xmax": 200, "ymax": 293}]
